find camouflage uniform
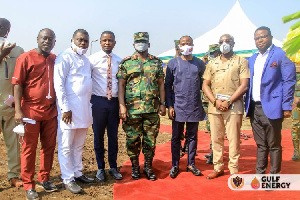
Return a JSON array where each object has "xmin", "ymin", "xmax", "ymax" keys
[
  {"xmin": 117, "ymin": 32, "xmax": 164, "ymax": 159},
  {"xmin": 291, "ymin": 64, "xmax": 300, "ymax": 161},
  {"xmin": 202, "ymin": 44, "xmax": 220, "ymax": 165},
  {"xmin": 203, "ymin": 44, "xmax": 220, "ymax": 142}
]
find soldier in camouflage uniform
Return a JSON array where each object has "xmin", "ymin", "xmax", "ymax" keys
[
  {"xmin": 174, "ymin": 40, "xmax": 181, "ymax": 58},
  {"xmin": 291, "ymin": 64, "xmax": 300, "ymax": 161},
  {"xmin": 117, "ymin": 32, "xmax": 166, "ymax": 181},
  {"xmin": 203, "ymin": 44, "xmax": 221, "ymax": 165}
]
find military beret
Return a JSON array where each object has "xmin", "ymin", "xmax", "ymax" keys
[
  {"xmin": 207, "ymin": 44, "xmax": 220, "ymax": 53},
  {"xmin": 134, "ymin": 32, "xmax": 149, "ymax": 42}
]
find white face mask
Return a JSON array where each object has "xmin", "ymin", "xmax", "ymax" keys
[
  {"xmin": 180, "ymin": 45, "xmax": 193, "ymax": 55},
  {"xmin": 0, "ymin": 37, "xmax": 10, "ymax": 47},
  {"xmin": 71, "ymin": 41, "xmax": 88, "ymax": 55},
  {"xmin": 134, "ymin": 42, "xmax": 148, "ymax": 52},
  {"xmin": 219, "ymin": 42, "xmax": 232, "ymax": 54}
]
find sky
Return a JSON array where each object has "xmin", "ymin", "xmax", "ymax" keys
[{"xmin": 1, "ymin": 0, "xmax": 299, "ymax": 58}]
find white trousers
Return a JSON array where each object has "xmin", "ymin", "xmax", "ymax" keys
[{"xmin": 57, "ymin": 124, "xmax": 88, "ymax": 184}]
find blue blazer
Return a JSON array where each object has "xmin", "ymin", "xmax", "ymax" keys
[{"xmin": 245, "ymin": 45, "xmax": 296, "ymax": 119}]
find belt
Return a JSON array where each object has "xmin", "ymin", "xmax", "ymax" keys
[
  {"xmin": 93, "ymin": 95, "xmax": 118, "ymax": 100},
  {"xmin": 252, "ymin": 101, "xmax": 261, "ymax": 105}
]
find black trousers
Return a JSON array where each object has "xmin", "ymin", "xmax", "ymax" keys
[
  {"xmin": 91, "ymin": 95, "xmax": 119, "ymax": 169},
  {"xmin": 171, "ymin": 121, "xmax": 199, "ymax": 167},
  {"xmin": 250, "ymin": 101, "xmax": 283, "ymax": 174}
]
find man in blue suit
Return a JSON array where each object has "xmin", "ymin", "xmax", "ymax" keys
[{"xmin": 245, "ymin": 26, "xmax": 296, "ymax": 174}]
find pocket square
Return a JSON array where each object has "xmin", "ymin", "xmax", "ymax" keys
[{"xmin": 270, "ymin": 62, "xmax": 277, "ymax": 67}]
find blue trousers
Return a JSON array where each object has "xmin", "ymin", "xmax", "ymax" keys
[
  {"xmin": 91, "ymin": 95, "xmax": 119, "ymax": 169},
  {"xmin": 171, "ymin": 121, "xmax": 199, "ymax": 167}
]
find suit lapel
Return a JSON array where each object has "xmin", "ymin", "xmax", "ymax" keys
[{"xmin": 262, "ymin": 45, "xmax": 275, "ymax": 77}]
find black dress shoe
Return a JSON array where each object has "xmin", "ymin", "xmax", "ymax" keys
[
  {"xmin": 169, "ymin": 166, "xmax": 179, "ymax": 178},
  {"xmin": 75, "ymin": 175, "xmax": 94, "ymax": 183},
  {"xmin": 36, "ymin": 181, "xmax": 57, "ymax": 192},
  {"xmin": 187, "ymin": 165, "xmax": 202, "ymax": 176},
  {"xmin": 96, "ymin": 169, "xmax": 106, "ymax": 182},
  {"xmin": 109, "ymin": 168, "xmax": 123, "ymax": 180}
]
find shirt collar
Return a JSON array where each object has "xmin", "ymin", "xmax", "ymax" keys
[
  {"xmin": 99, "ymin": 50, "xmax": 113, "ymax": 58},
  {"xmin": 258, "ymin": 44, "xmax": 273, "ymax": 56}
]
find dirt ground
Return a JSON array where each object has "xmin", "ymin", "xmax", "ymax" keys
[{"xmin": 0, "ymin": 115, "xmax": 292, "ymax": 200}]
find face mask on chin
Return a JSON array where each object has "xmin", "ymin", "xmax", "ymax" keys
[
  {"xmin": 0, "ymin": 37, "xmax": 11, "ymax": 47},
  {"xmin": 180, "ymin": 45, "xmax": 193, "ymax": 55},
  {"xmin": 219, "ymin": 42, "xmax": 232, "ymax": 54},
  {"xmin": 71, "ymin": 41, "xmax": 88, "ymax": 55},
  {"xmin": 134, "ymin": 42, "xmax": 148, "ymax": 52}
]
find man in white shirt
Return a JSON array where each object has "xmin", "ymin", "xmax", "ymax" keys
[
  {"xmin": 245, "ymin": 26, "xmax": 296, "ymax": 174},
  {"xmin": 89, "ymin": 31, "xmax": 122, "ymax": 181},
  {"xmin": 54, "ymin": 29, "xmax": 94, "ymax": 194}
]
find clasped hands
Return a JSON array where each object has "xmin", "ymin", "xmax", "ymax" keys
[{"xmin": 216, "ymin": 99, "xmax": 230, "ymax": 112}]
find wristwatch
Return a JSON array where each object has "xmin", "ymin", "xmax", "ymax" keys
[
  {"xmin": 160, "ymin": 101, "xmax": 166, "ymax": 106},
  {"xmin": 227, "ymin": 99, "xmax": 232, "ymax": 106}
]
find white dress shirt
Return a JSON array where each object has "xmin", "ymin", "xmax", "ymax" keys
[
  {"xmin": 252, "ymin": 45, "xmax": 273, "ymax": 102},
  {"xmin": 54, "ymin": 48, "xmax": 93, "ymax": 129},
  {"xmin": 89, "ymin": 50, "xmax": 122, "ymax": 97}
]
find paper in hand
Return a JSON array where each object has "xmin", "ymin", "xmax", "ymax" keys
[{"xmin": 4, "ymin": 95, "xmax": 14, "ymax": 107}]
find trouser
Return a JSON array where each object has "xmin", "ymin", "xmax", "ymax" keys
[
  {"xmin": 209, "ymin": 113, "xmax": 242, "ymax": 173},
  {"xmin": 91, "ymin": 95, "xmax": 119, "ymax": 169},
  {"xmin": 250, "ymin": 103, "xmax": 283, "ymax": 174},
  {"xmin": 0, "ymin": 115, "xmax": 21, "ymax": 179},
  {"xmin": 123, "ymin": 112, "xmax": 160, "ymax": 159},
  {"xmin": 21, "ymin": 117, "xmax": 57, "ymax": 190},
  {"xmin": 57, "ymin": 124, "xmax": 88, "ymax": 184},
  {"xmin": 171, "ymin": 121, "xmax": 199, "ymax": 167},
  {"xmin": 292, "ymin": 106, "xmax": 300, "ymax": 142}
]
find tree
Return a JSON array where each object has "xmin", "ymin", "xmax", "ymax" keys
[{"xmin": 282, "ymin": 11, "xmax": 300, "ymax": 63}]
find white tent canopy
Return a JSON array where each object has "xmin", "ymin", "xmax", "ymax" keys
[{"xmin": 158, "ymin": 1, "xmax": 282, "ymax": 58}]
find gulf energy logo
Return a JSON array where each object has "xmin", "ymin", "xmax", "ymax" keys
[{"xmin": 228, "ymin": 174, "xmax": 300, "ymax": 191}]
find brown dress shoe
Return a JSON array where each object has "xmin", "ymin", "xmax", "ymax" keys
[
  {"xmin": 10, "ymin": 177, "xmax": 23, "ymax": 187},
  {"xmin": 206, "ymin": 170, "xmax": 224, "ymax": 179}
]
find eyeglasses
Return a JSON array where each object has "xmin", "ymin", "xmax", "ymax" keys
[
  {"xmin": 254, "ymin": 35, "xmax": 269, "ymax": 41},
  {"xmin": 218, "ymin": 39, "xmax": 232, "ymax": 45}
]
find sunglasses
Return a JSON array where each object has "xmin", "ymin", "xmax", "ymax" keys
[{"xmin": 218, "ymin": 39, "xmax": 232, "ymax": 45}]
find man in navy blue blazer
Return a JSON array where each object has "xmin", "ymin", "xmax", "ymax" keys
[{"xmin": 245, "ymin": 26, "xmax": 296, "ymax": 174}]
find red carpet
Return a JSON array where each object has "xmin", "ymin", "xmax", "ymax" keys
[{"xmin": 114, "ymin": 125, "xmax": 300, "ymax": 200}]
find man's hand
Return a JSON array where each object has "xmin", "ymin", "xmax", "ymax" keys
[
  {"xmin": 216, "ymin": 99, "xmax": 229, "ymax": 112},
  {"xmin": 0, "ymin": 42, "xmax": 16, "ymax": 61},
  {"xmin": 62, "ymin": 110, "xmax": 72, "ymax": 124},
  {"xmin": 119, "ymin": 104, "xmax": 128, "ymax": 121},
  {"xmin": 283, "ymin": 110, "xmax": 291, "ymax": 118},
  {"xmin": 292, "ymin": 97, "xmax": 300, "ymax": 110},
  {"xmin": 159, "ymin": 105, "xmax": 166, "ymax": 116},
  {"xmin": 168, "ymin": 107, "xmax": 175, "ymax": 120},
  {"xmin": 15, "ymin": 109, "xmax": 24, "ymax": 124}
]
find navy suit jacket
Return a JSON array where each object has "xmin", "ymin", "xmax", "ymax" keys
[{"xmin": 245, "ymin": 45, "xmax": 296, "ymax": 119}]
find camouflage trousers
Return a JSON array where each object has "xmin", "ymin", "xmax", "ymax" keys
[
  {"xmin": 292, "ymin": 107, "xmax": 300, "ymax": 141},
  {"xmin": 203, "ymin": 103, "xmax": 212, "ymax": 149},
  {"xmin": 123, "ymin": 112, "xmax": 160, "ymax": 159}
]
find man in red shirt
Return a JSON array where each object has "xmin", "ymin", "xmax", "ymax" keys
[{"xmin": 12, "ymin": 28, "xmax": 57, "ymax": 200}]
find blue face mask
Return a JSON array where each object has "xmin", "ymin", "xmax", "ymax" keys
[{"xmin": 134, "ymin": 42, "xmax": 148, "ymax": 52}]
